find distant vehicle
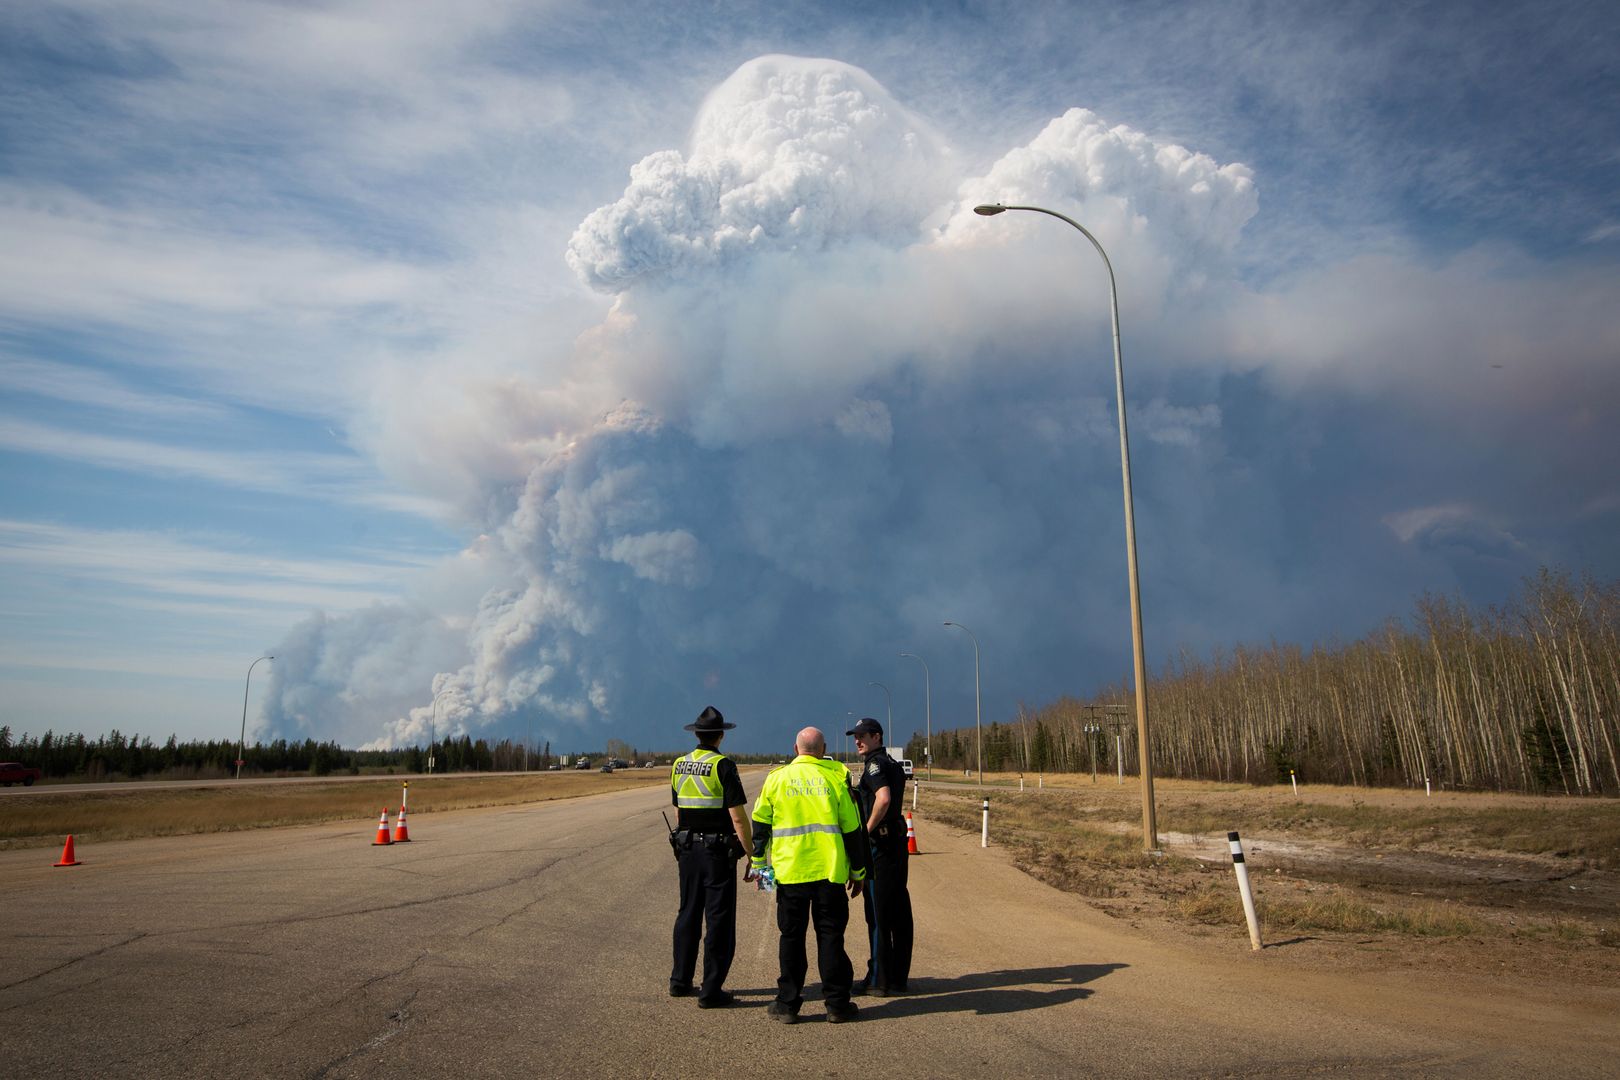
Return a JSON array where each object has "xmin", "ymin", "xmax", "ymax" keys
[
  {"xmin": 547, "ymin": 763, "xmax": 561, "ymax": 771},
  {"xmin": 643, "ymin": 761, "xmax": 657, "ymax": 768},
  {"xmin": 895, "ymin": 758, "xmax": 914, "ymax": 777},
  {"xmin": 608, "ymin": 757, "xmax": 628, "ymax": 769},
  {"xmin": 0, "ymin": 762, "xmax": 42, "ymax": 786},
  {"xmin": 599, "ymin": 763, "xmax": 615, "ymax": 773},
  {"xmin": 574, "ymin": 758, "xmax": 591, "ymax": 770}
]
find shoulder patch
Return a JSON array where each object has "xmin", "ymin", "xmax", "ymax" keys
[{"xmin": 866, "ymin": 761, "xmax": 882, "ymax": 776}]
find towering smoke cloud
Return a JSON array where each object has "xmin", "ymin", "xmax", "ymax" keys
[{"xmin": 261, "ymin": 55, "xmax": 1264, "ymax": 752}]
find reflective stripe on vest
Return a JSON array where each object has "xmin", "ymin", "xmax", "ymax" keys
[
  {"xmin": 771, "ymin": 822, "xmax": 842, "ymax": 837},
  {"xmin": 671, "ymin": 748, "xmax": 726, "ymax": 809}
]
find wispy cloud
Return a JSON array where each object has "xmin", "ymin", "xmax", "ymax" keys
[
  {"xmin": 0, "ymin": 417, "xmax": 445, "ymax": 517},
  {"xmin": 0, "ymin": 519, "xmax": 436, "ymax": 611},
  {"xmin": 0, "ymin": 355, "xmax": 229, "ymax": 421}
]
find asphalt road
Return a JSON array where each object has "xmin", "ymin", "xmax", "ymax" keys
[{"xmin": 2, "ymin": 775, "xmax": 1615, "ymax": 1078}]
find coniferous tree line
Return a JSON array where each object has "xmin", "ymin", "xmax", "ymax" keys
[
  {"xmin": 0, "ymin": 728, "xmax": 572, "ymax": 781},
  {"xmin": 0, "ymin": 721, "xmax": 773, "ymax": 781},
  {"xmin": 910, "ymin": 569, "xmax": 1620, "ymax": 795}
]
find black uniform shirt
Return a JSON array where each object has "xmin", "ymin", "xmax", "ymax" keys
[
  {"xmin": 672, "ymin": 750, "xmax": 747, "ymax": 832},
  {"xmin": 857, "ymin": 748, "xmax": 907, "ymax": 846}
]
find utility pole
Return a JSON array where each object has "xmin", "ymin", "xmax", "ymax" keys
[{"xmin": 1084, "ymin": 704, "xmax": 1131, "ymax": 785}]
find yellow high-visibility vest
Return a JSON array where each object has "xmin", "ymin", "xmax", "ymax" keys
[
  {"xmin": 752, "ymin": 755, "xmax": 865, "ymax": 885},
  {"xmin": 671, "ymin": 747, "xmax": 727, "ymax": 810}
]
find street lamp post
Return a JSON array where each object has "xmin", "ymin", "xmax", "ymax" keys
[
  {"xmin": 431, "ymin": 690, "xmax": 452, "ymax": 775},
  {"xmin": 899, "ymin": 652, "xmax": 931, "ymax": 780},
  {"xmin": 943, "ymin": 621, "xmax": 982, "ymax": 785},
  {"xmin": 973, "ymin": 202, "xmax": 1158, "ymax": 848},
  {"xmin": 237, "ymin": 655, "xmax": 273, "ymax": 780},
  {"xmin": 867, "ymin": 681, "xmax": 892, "ymax": 733}
]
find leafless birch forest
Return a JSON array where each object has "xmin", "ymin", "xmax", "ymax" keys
[{"xmin": 916, "ymin": 570, "xmax": 1620, "ymax": 795}]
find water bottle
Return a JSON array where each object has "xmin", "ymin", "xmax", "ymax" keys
[{"xmin": 756, "ymin": 864, "xmax": 776, "ymax": 892}]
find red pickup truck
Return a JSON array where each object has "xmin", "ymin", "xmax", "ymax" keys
[{"xmin": 0, "ymin": 762, "xmax": 42, "ymax": 786}]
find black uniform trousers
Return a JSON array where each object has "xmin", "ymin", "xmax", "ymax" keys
[
  {"xmin": 671, "ymin": 838, "xmax": 738, "ymax": 998},
  {"xmin": 774, "ymin": 879, "xmax": 854, "ymax": 1012},
  {"xmin": 861, "ymin": 840, "xmax": 913, "ymax": 990}
]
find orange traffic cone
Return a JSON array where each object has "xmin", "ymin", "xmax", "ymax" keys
[
  {"xmin": 54, "ymin": 835, "xmax": 81, "ymax": 867},
  {"xmin": 372, "ymin": 808, "xmax": 393, "ymax": 846},
  {"xmin": 392, "ymin": 807, "xmax": 411, "ymax": 843},
  {"xmin": 905, "ymin": 812, "xmax": 919, "ymax": 854}
]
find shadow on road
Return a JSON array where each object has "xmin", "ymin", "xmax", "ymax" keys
[
  {"xmin": 732, "ymin": 963, "xmax": 1125, "ymax": 1019},
  {"xmin": 863, "ymin": 963, "xmax": 1126, "ymax": 1018}
]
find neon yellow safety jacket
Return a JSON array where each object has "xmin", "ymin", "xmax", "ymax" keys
[
  {"xmin": 671, "ymin": 748, "xmax": 728, "ymax": 810},
  {"xmin": 750, "ymin": 755, "xmax": 869, "ymax": 885}
]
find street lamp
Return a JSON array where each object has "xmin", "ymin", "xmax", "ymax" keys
[
  {"xmin": 973, "ymin": 202, "xmax": 1158, "ymax": 848},
  {"xmin": 942, "ymin": 621, "xmax": 982, "ymax": 785},
  {"xmin": 867, "ymin": 681, "xmax": 892, "ymax": 733},
  {"xmin": 899, "ymin": 652, "xmax": 931, "ymax": 780},
  {"xmin": 431, "ymin": 689, "xmax": 452, "ymax": 775},
  {"xmin": 237, "ymin": 655, "xmax": 273, "ymax": 780}
]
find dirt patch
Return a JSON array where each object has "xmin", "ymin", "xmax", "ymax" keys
[{"xmin": 1168, "ymin": 831, "xmax": 1620, "ymax": 919}]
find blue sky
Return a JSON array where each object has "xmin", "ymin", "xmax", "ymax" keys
[{"xmin": 2, "ymin": 0, "xmax": 1617, "ymax": 756}]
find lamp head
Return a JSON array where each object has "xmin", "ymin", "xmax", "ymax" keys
[{"xmin": 973, "ymin": 204, "xmax": 1006, "ymax": 216}]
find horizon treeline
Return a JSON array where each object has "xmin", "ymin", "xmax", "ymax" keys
[
  {"xmin": 0, "ymin": 726, "xmax": 781, "ymax": 782},
  {"xmin": 912, "ymin": 568, "xmax": 1619, "ymax": 796},
  {"xmin": 0, "ymin": 729, "xmax": 562, "ymax": 780}
]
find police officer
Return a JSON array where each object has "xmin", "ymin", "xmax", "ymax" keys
[
  {"xmin": 669, "ymin": 705, "xmax": 753, "ymax": 1008},
  {"xmin": 750, "ymin": 726, "xmax": 870, "ymax": 1024},
  {"xmin": 846, "ymin": 716, "xmax": 913, "ymax": 996}
]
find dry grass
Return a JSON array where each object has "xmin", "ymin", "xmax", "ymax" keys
[
  {"xmin": 916, "ymin": 779, "xmax": 1618, "ymax": 946},
  {"xmin": 0, "ymin": 771, "xmax": 666, "ymax": 850},
  {"xmin": 1162, "ymin": 798, "xmax": 1620, "ymax": 869},
  {"xmin": 924, "ymin": 772, "xmax": 1620, "ymax": 868},
  {"xmin": 1176, "ymin": 883, "xmax": 1485, "ymax": 937}
]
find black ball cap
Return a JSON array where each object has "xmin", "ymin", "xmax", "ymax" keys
[
  {"xmin": 684, "ymin": 705, "xmax": 735, "ymax": 733},
  {"xmin": 845, "ymin": 717, "xmax": 883, "ymax": 738}
]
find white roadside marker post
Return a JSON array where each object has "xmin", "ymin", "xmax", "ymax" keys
[
  {"xmin": 1228, "ymin": 831, "xmax": 1263, "ymax": 951},
  {"xmin": 981, "ymin": 798, "xmax": 989, "ymax": 848},
  {"xmin": 1289, "ymin": 769, "xmax": 1297, "ymax": 798},
  {"xmin": 1020, "ymin": 775, "xmax": 1025, "ymax": 792},
  {"xmin": 1425, "ymin": 776, "xmax": 1431, "ymax": 797},
  {"xmin": 912, "ymin": 777, "xmax": 918, "ymax": 811}
]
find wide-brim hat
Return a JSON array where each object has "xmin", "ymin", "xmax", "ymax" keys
[
  {"xmin": 845, "ymin": 717, "xmax": 883, "ymax": 738},
  {"xmin": 684, "ymin": 705, "xmax": 735, "ymax": 733}
]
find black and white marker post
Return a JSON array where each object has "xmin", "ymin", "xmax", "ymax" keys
[
  {"xmin": 1228, "ymin": 831, "xmax": 1263, "ymax": 950},
  {"xmin": 981, "ymin": 797, "xmax": 990, "ymax": 848}
]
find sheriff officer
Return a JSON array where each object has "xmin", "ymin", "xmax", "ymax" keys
[
  {"xmin": 847, "ymin": 716, "xmax": 913, "ymax": 995},
  {"xmin": 669, "ymin": 705, "xmax": 753, "ymax": 1008}
]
